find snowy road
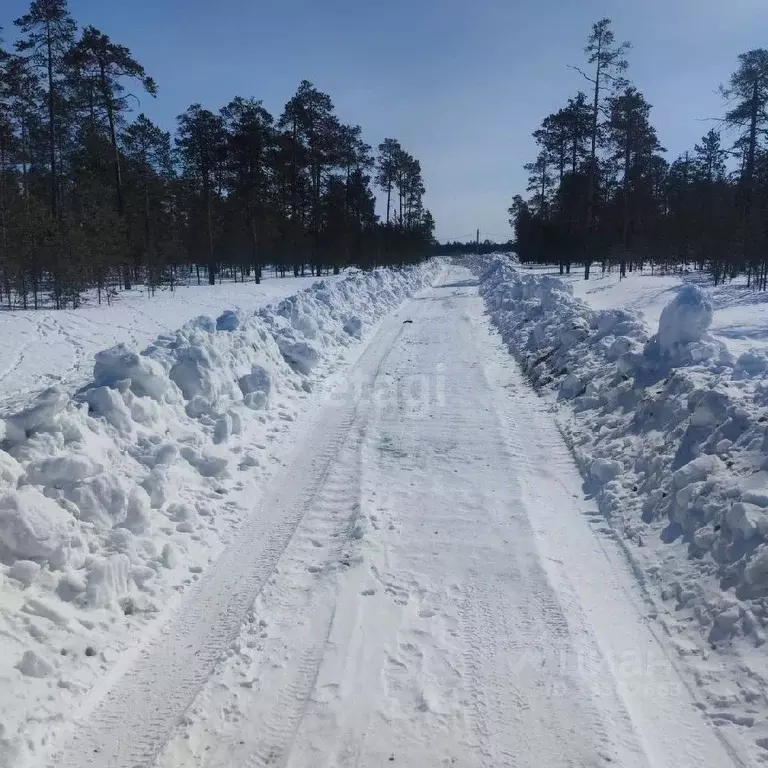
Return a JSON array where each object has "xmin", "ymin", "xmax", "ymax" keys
[{"xmin": 46, "ymin": 268, "xmax": 746, "ymax": 768}]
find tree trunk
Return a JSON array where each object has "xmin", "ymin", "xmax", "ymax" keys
[
  {"xmin": 586, "ymin": 44, "xmax": 602, "ymax": 232},
  {"xmin": 46, "ymin": 21, "xmax": 58, "ymax": 219},
  {"xmin": 743, "ymin": 77, "xmax": 760, "ymax": 217},
  {"xmin": 100, "ymin": 63, "xmax": 125, "ymax": 217},
  {"xmin": 620, "ymin": 114, "xmax": 632, "ymax": 279},
  {"xmin": 251, "ymin": 217, "xmax": 261, "ymax": 284}
]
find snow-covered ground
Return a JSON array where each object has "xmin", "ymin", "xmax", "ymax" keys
[
  {"xmin": 3, "ymin": 264, "xmax": 750, "ymax": 768},
  {"xmin": 0, "ymin": 263, "xmax": 436, "ymax": 767},
  {"xmin": 519, "ymin": 264, "xmax": 768, "ymax": 359},
  {"xmin": 479, "ymin": 255, "xmax": 768, "ymax": 765},
  {"xmin": 1, "ymin": 259, "xmax": 763, "ymax": 767},
  {"xmin": 0, "ymin": 275, "xmax": 338, "ymax": 415}
]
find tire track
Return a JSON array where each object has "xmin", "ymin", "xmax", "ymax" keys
[{"xmin": 237, "ymin": 428, "xmax": 367, "ymax": 768}]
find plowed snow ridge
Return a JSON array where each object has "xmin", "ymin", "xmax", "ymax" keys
[{"xmin": 0, "ymin": 275, "xmax": 337, "ymax": 414}]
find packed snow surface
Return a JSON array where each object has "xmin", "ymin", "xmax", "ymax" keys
[{"xmin": 3, "ymin": 264, "xmax": 755, "ymax": 768}]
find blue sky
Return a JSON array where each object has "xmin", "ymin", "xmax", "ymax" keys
[{"xmin": 4, "ymin": 0, "xmax": 768, "ymax": 241}]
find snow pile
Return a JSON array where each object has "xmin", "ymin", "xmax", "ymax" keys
[
  {"xmin": 477, "ymin": 255, "xmax": 768, "ymax": 648},
  {"xmin": 0, "ymin": 261, "xmax": 436, "ymax": 763},
  {"xmin": 0, "ymin": 273, "xmax": 344, "ymax": 415}
]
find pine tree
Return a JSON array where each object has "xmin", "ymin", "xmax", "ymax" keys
[
  {"xmin": 524, "ymin": 152, "xmax": 552, "ymax": 216},
  {"xmin": 220, "ymin": 97, "xmax": 275, "ymax": 282},
  {"xmin": 68, "ymin": 27, "xmax": 156, "ymax": 219},
  {"xmin": 14, "ymin": 0, "xmax": 76, "ymax": 220},
  {"xmin": 722, "ymin": 51, "xmax": 768, "ymax": 213},
  {"xmin": 123, "ymin": 114, "xmax": 175, "ymax": 294},
  {"xmin": 279, "ymin": 81, "xmax": 337, "ymax": 274},
  {"xmin": 376, "ymin": 138, "xmax": 401, "ymax": 226},
  {"xmin": 693, "ymin": 129, "xmax": 727, "ymax": 184},
  {"xmin": 0, "ymin": 38, "xmax": 19, "ymax": 307},
  {"xmin": 176, "ymin": 104, "xmax": 227, "ymax": 284},
  {"xmin": 573, "ymin": 18, "xmax": 630, "ymax": 277},
  {"xmin": 606, "ymin": 87, "xmax": 663, "ymax": 273}
]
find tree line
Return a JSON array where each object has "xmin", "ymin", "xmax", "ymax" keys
[
  {"xmin": 438, "ymin": 239, "xmax": 514, "ymax": 256},
  {"xmin": 0, "ymin": 1, "xmax": 435, "ymax": 310},
  {"xmin": 510, "ymin": 17, "xmax": 768, "ymax": 286}
]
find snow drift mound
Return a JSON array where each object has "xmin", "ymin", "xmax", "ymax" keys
[
  {"xmin": 477, "ymin": 255, "xmax": 768, "ymax": 648},
  {"xmin": 0, "ymin": 264, "xmax": 435, "ymax": 591},
  {"xmin": 0, "ymin": 261, "xmax": 436, "ymax": 761}
]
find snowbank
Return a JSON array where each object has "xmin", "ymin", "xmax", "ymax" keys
[
  {"xmin": 0, "ymin": 274, "xmax": 345, "ymax": 416},
  {"xmin": 0, "ymin": 261, "xmax": 437, "ymax": 764},
  {"xmin": 558, "ymin": 265, "xmax": 768, "ymax": 359},
  {"xmin": 476, "ymin": 255, "xmax": 768, "ymax": 649}
]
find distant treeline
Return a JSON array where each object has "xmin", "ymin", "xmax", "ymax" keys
[
  {"xmin": 0, "ymin": 1, "xmax": 435, "ymax": 309},
  {"xmin": 437, "ymin": 240, "xmax": 514, "ymax": 256},
  {"xmin": 511, "ymin": 18, "xmax": 768, "ymax": 287}
]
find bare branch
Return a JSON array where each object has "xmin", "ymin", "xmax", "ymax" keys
[{"xmin": 567, "ymin": 64, "xmax": 596, "ymax": 85}]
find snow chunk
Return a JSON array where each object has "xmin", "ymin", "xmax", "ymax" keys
[
  {"xmin": 343, "ymin": 316, "xmax": 363, "ymax": 338},
  {"xmin": 16, "ymin": 650, "xmax": 53, "ymax": 678},
  {"xmin": 672, "ymin": 454, "xmax": 723, "ymax": 490},
  {"xmin": 188, "ymin": 315, "xmax": 216, "ymax": 333},
  {"xmin": 606, "ymin": 336, "xmax": 636, "ymax": 361},
  {"xmin": 25, "ymin": 453, "xmax": 100, "ymax": 488},
  {"xmin": 658, "ymin": 285, "xmax": 713, "ymax": 353},
  {"xmin": 22, "ymin": 596, "xmax": 71, "ymax": 625},
  {"xmin": 56, "ymin": 570, "xmax": 87, "ymax": 601},
  {"xmin": 0, "ymin": 489, "xmax": 72, "ymax": 563},
  {"xmin": 741, "ymin": 489, "xmax": 768, "ymax": 508},
  {"xmin": 689, "ymin": 390, "xmax": 729, "ymax": 428},
  {"xmin": 213, "ymin": 414, "xmax": 232, "ymax": 444},
  {"xmin": 85, "ymin": 386, "xmax": 134, "ymax": 436},
  {"xmin": 9, "ymin": 560, "xmax": 41, "ymax": 586},
  {"xmin": 68, "ymin": 474, "xmax": 128, "ymax": 526},
  {"xmin": 180, "ymin": 447, "xmax": 229, "ymax": 478},
  {"xmin": 238, "ymin": 365, "xmax": 272, "ymax": 398},
  {"xmin": 0, "ymin": 451, "xmax": 23, "ymax": 485},
  {"xmin": 725, "ymin": 502, "xmax": 764, "ymax": 540},
  {"xmin": 84, "ymin": 554, "xmax": 131, "ymax": 608},
  {"xmin": 4, "ymin": 387, "xmax": 69, "ymax": 442},
  {"xmin": 169, "ymin": 344, "xmax": 232, "ymax": 410},
  {"xmin": 559, "ymin": 374, "xmax": 583, "ymax": 400},
  {"xmin": 744, "ymin": 544, "xmax": 768, "ymax": 587},
  {"xmin": 122, "ymin": 487, "xmax": 151, "ymax": 534},
  {"xmin": 590, "ymin": 458, "xmax": 622, "ymax": 485},
  {"xmin": 216, "ymin": 310, "xmax": 240, "ymax": 332},
  {"xmin": 93, "ymin": 344, "xmax": 169, "ymax": 401},
  {"xmin": 160, "ymin": 542, "xmax": 179, "ymax": 569},
  {"xmin": 734, "ymin": 350, "xmax": 768, "ymax": 379},
  {"xmin": 277, "ymin": 338, "xmax": 321, "ymax": 375}
]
